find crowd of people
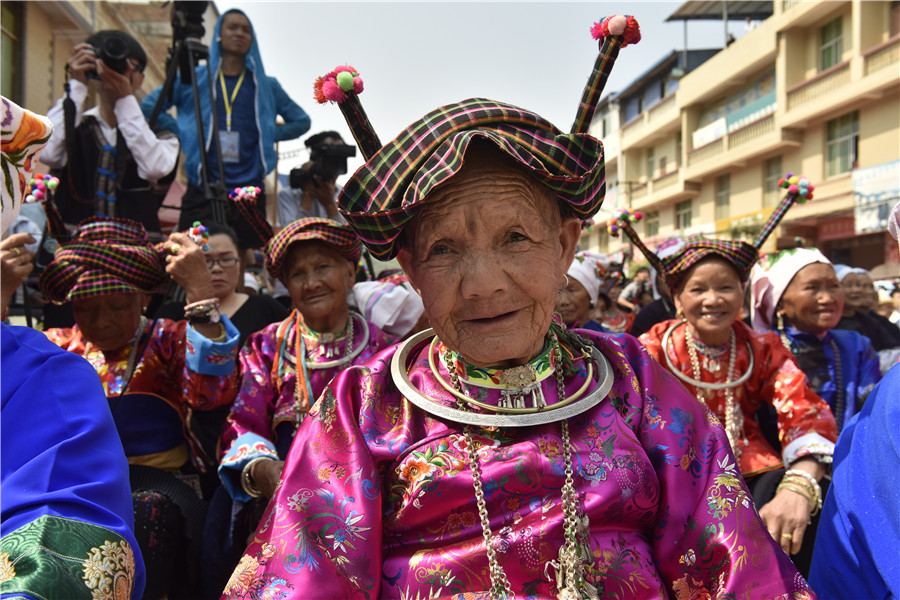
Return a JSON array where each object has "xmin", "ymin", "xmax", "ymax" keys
[{"xmin": 2, "ymin": 8, "xmax": 900, "ymax": 600}]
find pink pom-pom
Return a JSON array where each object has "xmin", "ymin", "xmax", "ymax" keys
[
  {"xmin": 633, "ymin": 211, "xmax": 643, "ymax": 221},
  {"xmin": 607, "ymin": 15, "xmax": 627, "ymax": 36},
  {"xmin": 590, "ymin": 21, "xmax": 604, "ymax": 40},
  {"xmin": 321, "ymin": 79, "xmax": 346, "ymax": 103},
  {"xmin": 807, "ymin": 183, "xmax": 815, "ymax": 192},
  {"xmin": 34, "ymin": 190, "xmax": 44, "ymax": 200},
  {"xmin": 36, "ymin": 182, "xmax": 46, "ymax": 191},
  {"xmin": 352, "ymin": 76, "xmax": 364, "ymax": 95},
  {"xmin": 788, "ymin": 184, "xmax": 799, "ymax": 194},
  {"xmin": 255, "ymin": 187, "xmax": 262, "ymax": 194}
]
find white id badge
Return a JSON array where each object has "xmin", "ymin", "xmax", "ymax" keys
[{"xmin": 220, "ymin": 130, "xmax": 240, "ymax": 163}]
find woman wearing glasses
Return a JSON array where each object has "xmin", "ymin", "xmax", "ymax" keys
[{"xmin": 156, "ymin": 222, "xmax": 289, "ymax": 349}]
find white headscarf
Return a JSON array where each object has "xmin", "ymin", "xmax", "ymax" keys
[
  {"xmin": 889, "ymin": 201, "xmax": 900, "ymax": 242},
  {"xmin": 750, "ymin": 247, "xmax": 831, "ymax": 331},
  {"xmin": 567, "ymin": 250, "xmax": 609, "ymax": 305},
  {"xmin": 351, "ymin": 280, "xmax": 424, "ymax": 339},
  {"xmin": 1, "ymin": 97, "xmax": 53, "ymax": 235}
]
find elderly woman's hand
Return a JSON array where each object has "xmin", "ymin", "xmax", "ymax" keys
[
  {"xmin": 250, "ymin": 458, "xmax": 285, "ymax": 499},
  {"xmin": 163, "ymin": 231, "xmax": 216, "ymax": 304},
  {"xmin": 759, "ymin": 459, "xmax": 825, "ymax": 555},
  {"xmin": 1, "ymin": 233, "xmax": 36, "ymax": 318}
]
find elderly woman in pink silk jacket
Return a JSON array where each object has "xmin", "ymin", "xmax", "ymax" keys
[{"xmin": 222, "ymin": 16, "xmax": 814, "ymax": 600}]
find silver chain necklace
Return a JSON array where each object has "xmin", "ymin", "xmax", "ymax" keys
[{"xmin": 443, "ymin": 343, "xmax": 598, "ymax": 599}]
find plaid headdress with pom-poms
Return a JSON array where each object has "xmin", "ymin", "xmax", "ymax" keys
[
  {"xmin": 39, "ymin": 216, "xmax": 168, "ymax": 305},
  {"xmin": 265, "ymin": 217, "xmax": 362, "ymax": 283},
  {"xmin": 315, "ymin": 15, "xmax": 641, "ymax": 261}
]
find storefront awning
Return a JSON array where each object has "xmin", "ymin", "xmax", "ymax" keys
[{"xmin": 665, "ymin": 1, "xmax": 773, "ymax": 22}]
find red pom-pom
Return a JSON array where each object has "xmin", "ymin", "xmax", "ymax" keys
[{"xmin": 623, "ymin": 15, "xmax": 641, "ymax": 45}]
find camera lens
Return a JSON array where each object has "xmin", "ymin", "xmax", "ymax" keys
[{"xmin": 102, "ymin": 36, "xmax": 129, "ymax": 61}]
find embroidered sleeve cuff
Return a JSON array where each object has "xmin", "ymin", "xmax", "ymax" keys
[
  {"xmin": 218, "ymin": 432, "xmax": 279, "ymax": 502},
  {"xmin": 185, "ymin": 314, "xmax": 239, "ymax": 376},
  {"xmin": 783, "ymin": 432, "xmax": 835, "ymax": 467}
]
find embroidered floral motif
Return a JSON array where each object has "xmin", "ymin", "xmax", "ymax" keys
[
  {"xmin": 81, "ymin": 540, "xmax": 135, "ymax": 600},
  {"xmin": 0, "ymin": 552, "xmax": 15, "ymax": 582},
  {"xmin": 224, "ymin": 554, "xmax": 261, "ymax": 595}
]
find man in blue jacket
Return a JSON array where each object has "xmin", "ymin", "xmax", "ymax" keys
[{"xmin": 142, "ymin": 8, "xmax": 310, "ymax": 250}]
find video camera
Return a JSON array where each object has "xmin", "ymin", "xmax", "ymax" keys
[{"xmin": 289, "ymin": 143, "xmax": 356, "ymax": 189}]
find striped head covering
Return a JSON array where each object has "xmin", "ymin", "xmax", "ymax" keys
[
  {"xmin": 662, "ymin": 237, "xmax": 759, "ymax": 290},
  {"xmin": 338, "ymin": 99, "xmax": 608, "ymax": 260},
  {"xmin": 39, "ymin": 217, "xmax": 167, "ymax": 305},
  {"xmin": 321, "ymin": 16, "xmax": 641, "ymax": 261},
  {"xmin": 749, "ymin": 247, "xmax": 832, "ymax": 331},
  {"xmin": 265, "ymin": 217, "xmax": 362, "ymax": 281}
]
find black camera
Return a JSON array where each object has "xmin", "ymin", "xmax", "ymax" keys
[
  {"xmin": 289, "ymin": 143, "xmax": 356, "ymax": 189},
  {"xmin": 87, "ymin": 34, "xmax": 131, "ymax": 80},
  {"xmin": 172, "ymin": 0, "xmax": 207, "ymax": 42}
]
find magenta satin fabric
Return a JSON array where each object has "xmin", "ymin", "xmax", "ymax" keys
[{"xmin": 221, "ymin": 331, "xmax": 814, "ymax": 599}]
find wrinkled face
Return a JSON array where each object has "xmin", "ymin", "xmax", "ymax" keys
[
  {"xmin": 674, "ymin": 257, "xmax": 744, "ymax": 344},
  {"xmin": 205, "ymin": 233, "xmax": 241, "ymax": 300},
  {"xmin": 557, "ymin": 278, "xmax": 593, "ymax": 326},
  {"xmin": 282, "ymin": 241, "xmax": 355, "ymax": 328},
  {"xmin": 840, "ymin": 273, "xmax": 866, "ymax": 311},
  {"xmin": 72, "ymin": 292, "xmax": 146, "ymax": 352},
  {"xmin": 398, "ymin": 163, "xmax": 580, "ymax": 368},
  {"xmin": 778, "ymin": 263, "xmax": 843, "ymax": 335},
  {"xmin": 220, "ymin": 12, "xmax": 252, "ymax": 57}
]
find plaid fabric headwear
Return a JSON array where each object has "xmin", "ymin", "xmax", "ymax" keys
[
  {"xmin": 749, "ymin": 247, "xmax": 831, "ymax": 331},
  {"xmin": 39, "ymin": 216, "xmax": 167, "ymax": 305},
  {"xmin": 265, "ymin": 217, "xmax": 362, "ymax": 282},
  {"xmin": 662, "ymin": 238, "xmax": 759, "ymax": 289},
  {"xmin": 314, "ymin": 16, "xmax": 641, "ymax": 261},
  {"xmin": 618, "ymin": 173, "xmax": 814, "ymax": 289}
]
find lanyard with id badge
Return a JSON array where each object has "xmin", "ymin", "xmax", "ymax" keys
[{"xmin": 219, "ymin": 69, "xmax": 246, "ymax": 163}]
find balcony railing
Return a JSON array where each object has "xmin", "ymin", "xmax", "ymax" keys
[
  {"xmin": 687, "ymin": 138, "xmax": 724, "ymax": 167},
  {"xmin": 629, "ymin": 183, "xmax": 649, "ymax": 202},
  {"xmin": 647, "ymin": 93, "xmax": 677, "ymax": 127},
  {"xmin": 786, "ymin": 60, "xmax": 851, "ymax": 111},
  {"xmin": 864, "ymin": 35, "xmax": 900, "ymax": 76},
  {"xmin": 653, "ymin": 169, "xmax": 679, "ymax": 190},
  {"xmin": 728, "ymin": 114, "xmax": 775, "ymax": 150}
]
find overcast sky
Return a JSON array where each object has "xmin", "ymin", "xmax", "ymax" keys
[{"xmin": 213, "ymin": 1, "xmax": 745, "ymax": 175}]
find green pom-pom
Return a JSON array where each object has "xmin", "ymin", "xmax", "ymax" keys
[{"xmin": 336, "ymin": 71, "xmax": 355, "ymax": 92}]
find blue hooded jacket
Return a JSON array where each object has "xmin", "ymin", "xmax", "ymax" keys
[{"xmin": 141, "ymin": 9, "xmax": 310, "ymax": 188}]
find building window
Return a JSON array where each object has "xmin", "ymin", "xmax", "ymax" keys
[
  {"xmin": 645, "ymin": 210, "xmax": 660, "ymax": 237},
  {"xmin": 826, "ymin": 111, "xmax": 859, "ymax": 178},
  {"xmin": 676, "ymin": 132, "xmax": 683, "ymax": 167},
  {"xmin": 715, "ymin": 175, "xmax": 731, "ymax": 220},
  {"xmin": 676, "ymin": 200, "xmax": 692, "ymax": 231},
  {"xmin": 820, "ymin": 17, "xmax": 843, "ymax": 71},
  {"xmin": 1, "ymin": 2, "xmax": 22, "ymax": 104},
  {"xmin": 764, "ymin": 156, "xmax": 783, "ymax": 207},
  {"xmin": 659, "ymin": 156, "xmax": 668, "ymax": 175},
  {"xmin": 646, "ymin": 147, "xmax": 655, "ymax": 180}
]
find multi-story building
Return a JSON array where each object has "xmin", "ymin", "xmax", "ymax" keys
[{"xmin": 585, "ymin": 0, "xmax": 900, "ymax": 274}]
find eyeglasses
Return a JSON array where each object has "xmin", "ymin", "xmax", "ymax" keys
[{"xmin": 205, "ymin": 257, "xmax": 240, "ymax": 269}]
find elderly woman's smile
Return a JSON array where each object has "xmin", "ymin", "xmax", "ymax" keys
[{"xmin": 398, "ymin": 150, "xmax": 580, "ymax": 369}]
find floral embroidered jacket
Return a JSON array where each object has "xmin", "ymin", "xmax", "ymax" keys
[
  {"xmin": 218, "ymin": 312, "xmax": 393, "ymax": 501},
  {"xmin": 2, "ymin": 324, "xmax": 144, "ymax": 599},
  {"xmin": 221, "ymin": 330, "xmax": 814, "ymax": 599},
  {"xmin": 44, "ymin": 316, "xmax": 240, "ymax": 472},
  {"xmin": 640, "ymin": 320, "xmax": 838, "ymax": 477}
]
